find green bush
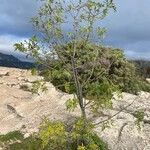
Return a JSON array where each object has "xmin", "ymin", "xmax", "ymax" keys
[
  {"xmin": 8, "ymin": 136, "xmax": 42, "ymax": 150},
  {"xmin": 40, "ymin": 42, "xmax": 150, "ymax": 95},
  {"xmin": 0, "ymin": 131, "xmax": 24, "ymax": 142},
  {"xmin": 0, "ymin": 131, "xmax": 42, "ymax": 150},
  {"xmin": 0, "ymin": 120, "xmax": 108, "ymax": 150},
  {"xmin": 38, "ymin": 118, "xmax": 109, "ymax": 150}
]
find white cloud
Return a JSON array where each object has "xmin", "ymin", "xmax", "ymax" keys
[
  {"xmin": 0, "ymin": 35, "xmax": 33, "ymax": 62},
  {"xmin": 0, "ymin": 34, "xmax": 27, "ymax": 52},
  {"xmin": 0, "ymin": 35, "xmax": 21, "ymax": 50},
  {"xmin": 0, "ymin": 0, "xmax": 150, "ymax": 60}
]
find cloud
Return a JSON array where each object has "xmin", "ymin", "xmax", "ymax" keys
[
  {"xmin": 0, "ymin": 0, "xmax": 150, "ymax": 60},
  {"xmin": 0, "ymin": 34, "xmax": 22, "ymax": 51},
  {"xmin": 0, "ymin": 35, "xmax": 24, "ymax": 51},
  {"xmin": 0, "ymin": 35, "xmax": 33, "ymax": 62},
  {"xmin": 101, "ymin": 0, "xmax": 150, "ymax": 59},
  {"xmin": 0, "ymin": 0, "xmax": 39, "ymax": 37}
]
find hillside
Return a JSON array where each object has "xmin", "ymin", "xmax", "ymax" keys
[
  {"xmin": 0, "ymin": 67, "xmax": 150, "ymax": 150},
  {"xmin": 0, "ymin": 52, "xmax": 34, "ymax": 69},
  {"xmin": 133, "ymin": 59, "xmax": 150, "ymax": 78}
]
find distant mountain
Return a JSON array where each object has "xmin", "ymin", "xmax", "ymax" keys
[
  {"xmin": 133, "ymin": 59, "xmax": 150, "ymax": 78},
  {"xmin": 0, "ymin": 52, "xmax": 35, "ymax": 69}
]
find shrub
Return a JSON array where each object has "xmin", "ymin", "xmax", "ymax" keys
[
  {"xmin": 0, "ymin": 119, "xmax": 108, "ymax": 150},
  {"xmin": 8, "ymin": 136, "xmax": 42, "ymax": 150},
  {"xmin": 0, "ymin": 131, "xmax": 24, "ymax": 142},
  {"xmin": 40, "ymin": 42, "xmax": 150, "ymax": 95},
  {"xmin": 38, "ymin": 118, "xmax": 109, "ymax": 150}
]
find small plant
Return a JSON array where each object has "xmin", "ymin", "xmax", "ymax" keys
[
  {"xmin": 8, "ymin": 136, "xmax": 42, "ymax": 150},
  {"xmin": 30, "ymin": 80, "xmax": 48, "ymax": 94},
  {"xmin": 31, "ymin": 68, "xmax": 38, "ymax": 76},
  {"xmin": 38, "ymin": 118, "xmax": 109, "ymax": 150},
  {"xmin": 0, "ymin": 131, "xmax": 24, "ymax": 142},
  {"xmin": 134, "ymin": 110, "xmax": 145, "ymax": 130},
  {"xmin": 65, "ymin": 98, "xmax": 78, "ymax": 112},
  {"xmin": 0, "ymin": 131, "xmax": 42, "ymax": 150}
]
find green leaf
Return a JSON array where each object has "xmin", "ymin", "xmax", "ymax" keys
[{"xmin": 65, "ymin": 98, "xmax": 78, "ymax": 112}]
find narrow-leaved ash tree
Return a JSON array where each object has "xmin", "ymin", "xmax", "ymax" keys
[{"xmin": 15, "ymin": 0, "xmax": 116, "ymax": 119}]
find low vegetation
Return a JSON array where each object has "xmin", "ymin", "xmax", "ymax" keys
[
  {"xmin": 0, "ymin": 131, "xmax": 24, "ymax": 142},
  {"xmin": 0, "ymin": 119, "xmax": 108, "ymax": 150},
  {"xmin": 0, "ymin": 131, "xmax": 42, "ymax": 150},
  {"xmin": 40, "ymin": 42, "xmax": 150, "ymax": 95}
]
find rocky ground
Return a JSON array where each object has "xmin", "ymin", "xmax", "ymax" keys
[{"xmin": 0, "ymin": 67, "xmax": 150, "ymax": 150}]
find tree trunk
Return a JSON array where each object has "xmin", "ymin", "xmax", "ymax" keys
[{"xmin": 71, "ymin": 58, "xmax": 86, "ymax": 119}]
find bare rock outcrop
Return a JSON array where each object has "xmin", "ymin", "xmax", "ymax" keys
[{"xmin": 0, "ymin": 67, "xmax": 150, "ymax": 150}]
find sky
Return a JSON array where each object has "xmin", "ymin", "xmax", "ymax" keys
[{"xmin": 0, "ymin": 0, "xmax": 150, "ymax": 61}]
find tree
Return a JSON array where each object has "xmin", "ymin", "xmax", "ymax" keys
[
  {"xmin": 12, "ymin": 0, "xmax": 150, "ymax": 149},
  {"xmin": 14, "ymin": 0, "xmax": 116, "ymax": 119}
]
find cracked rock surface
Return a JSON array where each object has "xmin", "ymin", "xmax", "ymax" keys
[{"xmin": 0, "ymin": 67, "xmax": 150, "ymax": 150}]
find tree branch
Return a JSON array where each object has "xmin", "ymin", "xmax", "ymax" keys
[{"xmin": 93, "ymin": 98, "xmax": 136, "ymax": 126}]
